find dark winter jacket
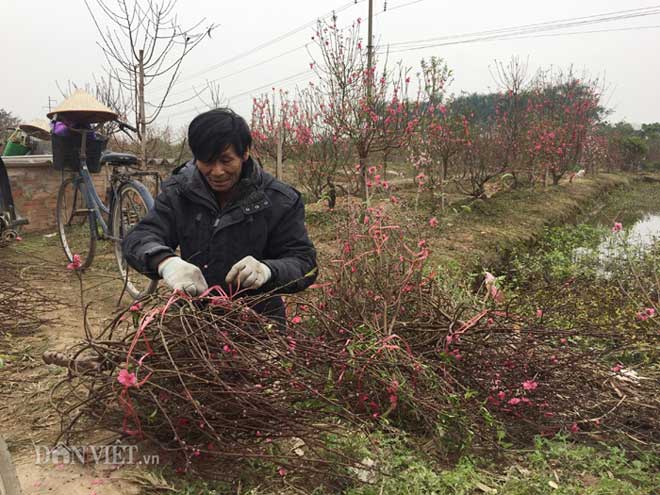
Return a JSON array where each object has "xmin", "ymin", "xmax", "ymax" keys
[{"xmin": 122, "ymin": 157, "xmax": 318, "ymax": 321}]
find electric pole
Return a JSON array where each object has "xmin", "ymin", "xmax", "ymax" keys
[
  {"xmin": 367, "ymin": 0, "xmax": 374, "ymax": 102},
  {"xmin": 363, "ymin": 0, "xmax": 375, "ymax": 206}
]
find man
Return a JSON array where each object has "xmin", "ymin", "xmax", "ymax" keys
[{"xmin": 122, "ymin": 108, "xmax": 318, "ymax": 321}]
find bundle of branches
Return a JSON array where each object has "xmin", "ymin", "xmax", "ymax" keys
[
  {"xmin": 0, "ymin": 259, "xmax": 59, "ymax": 336},
  {"xmin": 50, "ymin": 290, "xmax": 355, "ymax": 477}
]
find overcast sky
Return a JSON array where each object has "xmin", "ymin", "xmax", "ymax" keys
[{"xmin": 2, "ymin": 0, "xmax": 659, "ymax": 132}]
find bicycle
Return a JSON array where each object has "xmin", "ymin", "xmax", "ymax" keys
[{"xmin": 54, "ymin": 121, "xmax": 159, "ymax": 299}]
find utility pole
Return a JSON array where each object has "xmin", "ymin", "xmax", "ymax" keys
[
  {"xmin": 363, "ymin": 0, "xmax": 374, "ymax": 206},
  {"xmin": 138, "ymin": 49, "xmax": 147, "ymax": 167},
  {"xmin": 367, "ymin": 0, "xmax": 374, "ymax": 102}
]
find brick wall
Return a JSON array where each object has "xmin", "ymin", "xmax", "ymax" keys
[{"xmin": 4, "ymin": 155, "xmax": 109, "ymax": 233}]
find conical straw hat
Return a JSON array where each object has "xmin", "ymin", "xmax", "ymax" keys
[
  {"xmin": 19, "ymin": 119, "xmax": 51, "ymax": 140},
  {"xmin": 47, "ymin": 89, "xmax": 118, "ymax": 124}
]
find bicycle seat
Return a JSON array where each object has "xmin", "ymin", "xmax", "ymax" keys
[{"xmin": 100, "ymin": 152, "xmax": 139, "ymax": 166}]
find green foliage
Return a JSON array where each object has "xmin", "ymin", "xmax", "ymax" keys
[
  {"xmin": 641, "ymin": 122, "xmax": 660, "ymax": 139},
  {"xmin": 621, "ymin": 136, "xmax": 648, "ymax": 165},
  {"xmin": 503, "ymin": 437, "xmax": 660, "ymax": 495},
  {"xmin": 509, "ymin": 223, "xmax": 607, "ymax": 286},
  {"xmin": 344, "ymin": 433, "xmax": 489, "ymax": 495}
]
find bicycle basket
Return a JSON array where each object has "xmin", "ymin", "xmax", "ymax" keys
[{"xmin": 51, "ymin": 133, "xmax": 107, "ymax": 173}]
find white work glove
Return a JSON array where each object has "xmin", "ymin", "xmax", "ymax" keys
[
  {"xmin": 225, "ymin": 256, "xmax": 272, "ymax": 290},
  {"xmin": 158, "ymin": 256, "xmax": 208, "ymax": 296}
]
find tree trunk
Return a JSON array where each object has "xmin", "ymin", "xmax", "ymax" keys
[
  {"xmin": 327, "ymin": 180, "xmax": 337, "ymax": 209},
  {"xmin": 276, "ymin": 121, "xmax": 283, "ymax": 180},
  {"xmin": 359, "ymin": 152, "xmax": 369, "ymax": 206},
  {"xmin": 138, "ymin": 49, "xmax": 147, "ymax": 168},
  {"xmin": 552, "ymin": 173, "xmax": 561, "ymax": 186}
]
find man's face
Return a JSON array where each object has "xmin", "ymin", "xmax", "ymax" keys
[{"xmin": 196, "ymin": 146, "xmax": 248, "ymax": 193}]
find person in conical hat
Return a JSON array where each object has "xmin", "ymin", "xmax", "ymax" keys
[
  {"xmin": 47, "ymin": 90, "xmax": 117, "ymax": 124},
  {"xmin": 19, "ymin": 119, "xmax": 51, "ymax": 141}
]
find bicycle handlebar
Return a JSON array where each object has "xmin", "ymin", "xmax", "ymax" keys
[{"xmin": 117, "ymin": 121, "xmax": 138, "ymax": 134}]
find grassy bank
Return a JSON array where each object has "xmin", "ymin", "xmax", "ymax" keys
[{"xmin": 426, "ymin": 173, "xmax": 630, "ymax": 271}]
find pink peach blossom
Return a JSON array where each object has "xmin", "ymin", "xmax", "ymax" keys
[{"xmin": 117, "ymin": 369, "xmax": 137, "ymax": 387}]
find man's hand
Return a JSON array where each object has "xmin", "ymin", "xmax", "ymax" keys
[
  {"xmin": 226, "ymin": 256, "xmax": 271, "ymax": 290},
  {"xmin": 158, "ymin": 256, "xmax": 208, "ymax": 296}
]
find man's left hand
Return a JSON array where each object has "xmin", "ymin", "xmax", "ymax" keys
[{"xmin": 226, "ymin": 256, "xmax": 272, "ymax": 290}]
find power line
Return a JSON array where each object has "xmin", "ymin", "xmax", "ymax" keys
[
  {"xmin": 379, "ymin": 5, "xmax": 660, "ymax": 53},
  {"xmin": 497, "ymin": 24, "xmax": 660, "ymax": 41}
]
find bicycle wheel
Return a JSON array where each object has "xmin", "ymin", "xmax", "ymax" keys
[
  {"xmin": 112, "ymin": 180, "xmax": 158, "ymax": 299},
  {"xmin": 56, "ymin": 177, "xmax": 96, "ymax": 269}
]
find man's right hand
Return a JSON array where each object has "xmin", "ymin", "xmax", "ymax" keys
[{"xmin": 157, "ymin": 256, "xmax": 208, "ymax": 296}]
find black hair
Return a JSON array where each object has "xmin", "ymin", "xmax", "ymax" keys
[{"xmin": 188, "ymin": 108, "xmax": 252, "ymax": 162}]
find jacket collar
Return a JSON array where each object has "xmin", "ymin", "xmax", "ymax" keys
[{"xmin": 177, "ymin": 157, "xmax": 272, "ymax": 214}]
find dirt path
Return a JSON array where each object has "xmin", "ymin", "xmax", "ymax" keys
[{"xmin": 0, "ymin": 234, "xmax": 145, "ymax": 495}]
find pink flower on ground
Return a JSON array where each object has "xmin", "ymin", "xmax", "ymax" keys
[
  {"xmin": 612, "ymin": 222, "xmax": 623, "ymax": 233},
  {"xmin": 484, "ymin": 271, "xmax": 504, "ymax": 303},
  {"xmin": 536, "ymin": 308, "xmax": 543, "ymax": 318},
  {"xmin": 222, "ymin": 344, "xmax": 231, "ymax": 353},
  {"xmin": 67, "ymin": 254, "xmax": 82, "ymax": 270},
  {"xmin": 508, "ymin": 397, "xmax": 521, "ymax": 405},
  {"xmin": 117, "ymin": 369, "xmax": 137, "ymax": 387},
  {"xmin": 570, "ymin": 423, "xmax": 580, "ymax": 433},
  {"xmin": 129, "ymin": 302, "xmax": 142, "ymax": 312},
  {"xmin": 497, "ymin": 391, "xmax": 506, "ymax": 400},
  {"xmin": 278, "ymin": 467, "xmax": 288, "ymax": 476},
  {"xmin": 429, "ymin": 217, "xmax": 439, "ymax": 228},
  {"xmin": 15, "ymin": 236, "xmax": 22, "ymax": 241},
  {"xmin": 611, "ymin": 363, "xmax": 623, "ymax": 373},
  {"xmin": 291, "ymin": 315, "xmax": 302, "ymax": 324},
  {"xmin": 522, "ymin": 380, "xmax": 538, "ymax": 391},
  {"xmin": 645, "ymin": 307, "xmax": 656, "ymax": 317},
  {"xmin": 449, "ymin": 349, "xmax": 462, "ymax": 360}
]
